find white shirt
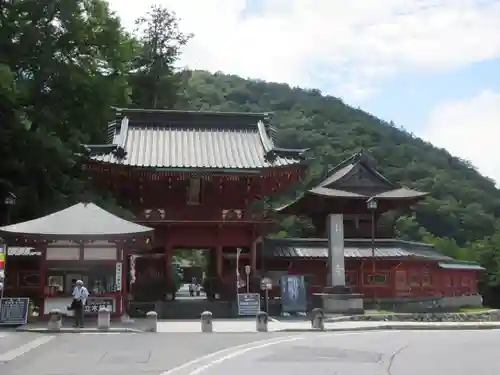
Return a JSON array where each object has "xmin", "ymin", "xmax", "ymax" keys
[{"xmin": 72, "ymin": 286, "xmax": 89, "ymax": 305}]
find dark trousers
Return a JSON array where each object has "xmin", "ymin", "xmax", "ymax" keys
[{"xmin": 73, "ymin": 300, "xmax": 84, "ymax": 327}]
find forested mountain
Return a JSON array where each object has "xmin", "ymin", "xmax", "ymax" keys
[
  {"xmin": 178, "ymin": 71, "xmax": 500, "ymax": 245},
  {"xmin": 2, "ymin": 1, "xmax": 500, "ymax": 299}
]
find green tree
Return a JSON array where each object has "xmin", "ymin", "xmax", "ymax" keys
[
  {"xmin": 0, "ymin": 0, "xmax": 134, "ymax": 220},
  {"xmin": 130, "ymin": 5, "xmax": 192, "ymax": 109}
]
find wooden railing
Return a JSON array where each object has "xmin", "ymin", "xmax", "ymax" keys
[{"xmin": 135, "ymin": 207, "xmax": 276, "ymax": 223}]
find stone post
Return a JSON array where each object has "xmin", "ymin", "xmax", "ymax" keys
[
  {"xmin": 201, "ymin": 311, "xmax": 213, "ymax": 333},
  {"xmin": 145, "ymin": 311, "xmax": 158, "ymax": 332},
  {"xmin": 97, "ymin": 307, "xmax": 110, "ymax": 331},
  {"xmin": 256, "ymin": 311, "xmax": 269, "ymax": 332},
  {"xmin": 311, "ymin": 308, "xmax": 325, "ymax": 330},
  {"xmin": 327, "ymin": 214, "xmax": 346, "ymax": 289},
  {"xmin": 48, "ymin": 309, "xmax": 63, "ymax": 331}
]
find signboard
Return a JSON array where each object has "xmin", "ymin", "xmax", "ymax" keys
[
  {"xmin": 0, "ymin": 298, "xmax": 29, "ymax": 325},
  {"xmin": 281, "ymin": 275, "xmax": 307, "ymax": 313},
  {"xmin": 237, "ymin": 293, "xmax": 260, "ymax": 316},
  {"xmin": 0, "ymin": 244, "xmax": 5, "ymax": 272},
  {"xmin": 84, "ymin": 298, "xmax": 115, "ymax": 313},
  {"xmin": 261, "ymin": 277, "xmax": 272, "ymax": 291}
]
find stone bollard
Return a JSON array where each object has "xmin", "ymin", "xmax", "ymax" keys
[
  {"xmin": 311, "ymin": 308, "xmax": 325, "ymax": 330},
  {"xmin": 145, "ymin": 311, "xmax": 158, "ymax": 332},
  {"xmin": 256, "ymin": 311, "xmax": 269, "ymax": 332},
  {"xmin": 97, "ymin": 307, "xmax": 110, "ymax": 331},
  {"xmin": 200, "ymin": 311, "xmax": 213, "ymax": 333},
  {"xmin": 48, "ymin": 309, "xmax": 63, "ymax": 331}
]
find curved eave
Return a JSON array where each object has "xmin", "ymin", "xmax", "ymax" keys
[
  {"xmin": 0, "ymin": 230, "xmax": 153, "ymax": 241},
  {"xmin": 373, "ymin": 188, "xmax": 429, "ymax": 200},
  {"xmin": 275, "ymin": 189, "xmax": 428, "ymax": 216},
  {"xmin": 84, "ymin": 157, "xmax": 306, "ymax": 174}
]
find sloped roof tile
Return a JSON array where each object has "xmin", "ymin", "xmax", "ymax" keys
[
  {"xmin": 88, "ymin": 108, "xmax": 306, "ymax": 170},
  {"xmin": 0, "ymin": 203, "xmax": 153, "ymax": 240},
  {"xmin": 264, "ymin": 238, "xmax": 452, "ymax": 261}
]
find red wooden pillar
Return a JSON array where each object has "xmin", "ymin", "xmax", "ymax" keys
[
  {"xmin": 250, "ymin": 240, "xmax": 257, "ymax": 273},
  {"xmin": 216, "ymin": 245, "xmax": 223, "ymax": 279},
  {"xmin": 39, "ymin": 245, "xmax": 47, "ymax": 316},
  {"xmin": 165, "ymin": 242, "xmax": 173, "ymax": 299}
]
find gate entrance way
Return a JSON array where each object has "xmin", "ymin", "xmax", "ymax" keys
[{"xmin": 172, "ymin": 248, "xmax": 208, "ymax": 300}]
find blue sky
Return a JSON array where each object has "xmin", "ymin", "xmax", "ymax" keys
[
  {"xmin": 109, "ymin": 0, "xmax": 500, "ymax": 183},
  {"xmin": 359, "ymin": 59, "xmax": 500, "ymax": 134}
]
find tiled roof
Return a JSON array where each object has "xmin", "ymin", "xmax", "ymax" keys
[
  {"xmin": 264, "ymin": 238, "xmax": 453, "ymax": 261},
  {"xmin": 438, "ymin": 262, "xmax": 484, "ymax": 271},
  {"xmin": 88, "ymin": 108, "xmax": 307, "ymax": 170},
  {"xmin": 0, "ymin": 203, "xmax": 153, "ymax": 240},
  {"xmin": 276, "ymin": 150, "xmax": 428, "ymax": 214}
]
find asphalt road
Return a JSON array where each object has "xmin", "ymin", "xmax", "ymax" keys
[
  {"xmin": 0, "ymin": 329, "xmax": 499, "ymax": 375},
  {"xmin": 192, "ymin": 330, "xmax": 500, "ymax": 375}
]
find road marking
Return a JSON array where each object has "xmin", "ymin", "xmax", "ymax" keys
[
  {"xmin": 0, "ymin": 335, "xmax": 55, "ymax": 363},
  {"xmin": 160, "ymin": 335, "xmax": 304, "ymax": 375},
  {"xmin": 187, "ymin": 336, "xmax": 302, "ymax": 375}
]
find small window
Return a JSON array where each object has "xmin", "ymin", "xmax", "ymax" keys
[
  {"xmin": 186, "ymin": 178, "xmax": 202, "ymax": 205},
  {"xmin": 444, "ymin": 275, "xmax": 452, "ymax": 287},
  {"xmin": 410, "ymin": 270, "xmax": 419, "ymax": 286},
  {"xmin": 461, "ymin": 276, "xmax": 470, "ymax": 287},
  {"xmin": 422, "ymin": 271, "xmax": 431, "ymax": 286},
  {"xmin": 365, "ymin": 273, "xmax": 387, "ymax": 285}
]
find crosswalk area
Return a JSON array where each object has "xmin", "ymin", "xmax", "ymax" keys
[{"xmin": 0, "ymin": 331, "xmax": 57, "ymax": 363}]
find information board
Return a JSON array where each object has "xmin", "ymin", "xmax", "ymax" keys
[
  {"xmin": 281, "ymin": 275, "xmax": 307, "ymax": 313},
  {"xmin": 237, "ymin": 293, "xmax": 261, "ymax": 316},
  {"xmin": 0, "ymin": 298, "xmax": 29, "ymax": 326}
]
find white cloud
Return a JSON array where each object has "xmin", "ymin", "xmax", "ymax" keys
[
  {"xmin": 422, "ymin": 90, "xmax": 500, "ymax": 183},
  {"xmin": 107, "ymin": 0, "xmax": 500, "ymax": 101}
]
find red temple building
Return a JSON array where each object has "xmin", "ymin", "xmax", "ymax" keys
[
  {"xmin": 263, "ymin": 151, "xmax": 484, "ymax": 309},
  {"xmin": 82, "ymin": 108, "xmax": 308, "ymax": 316},
  {"xmin": 2, "ymin": 109, "xmax": 485, "ymax": 316}
]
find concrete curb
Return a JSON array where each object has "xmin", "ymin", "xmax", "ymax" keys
[
  {"xmin": 16, "ymin": 327, "xmax": 143, "ymax": 333},
  {"xmin": 280, "ymin": 324, "xmax": 500, "ymax": 332}
]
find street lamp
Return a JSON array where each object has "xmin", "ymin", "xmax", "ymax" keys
[
  {"xmin": 366, "ymin": 197, "xmax": 378, "ymax": 306},
  {"xmin": 244, "ymin": 265, "xmax": 251, "ymax": 293},
  {"xmin": 4, "ymin": 192, "xmax": 16, "ymax": 225}
]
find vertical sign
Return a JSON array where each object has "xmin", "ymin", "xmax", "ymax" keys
[
  {"xmin": 327, "ymin": 214, "xmax": 345, "ymax": 287},
  {"xmin": 281, "ymin": 275, "xmax": 307, "ymax": 313},
  {"xmin": 115, "ymin": 262, "xmax": 122, "ymax": 291},
  {"xmin": 0, "ymin": 244, "xmax": 5, "ymax": 274},
  {"xmin": 0, "ymin": 244, "xmax": 5, "ymax": 297}
]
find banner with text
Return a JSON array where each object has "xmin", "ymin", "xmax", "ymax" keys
[{"xmin": 280, "ymin": 275, "xmax": 307, "ymax": 313}]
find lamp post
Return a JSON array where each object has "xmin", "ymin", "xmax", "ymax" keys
[
  {"xmin": 4, "ymin": 192, "xmax": 16, "ymax": 225},
  {"xmin": 0, "ymin": 237, "xmax": 5, "ymax": 301},
  {"xmin": 236, "ymin": 248, "xmax": 242, "ymax": 293},
  {"xmin": 244, "ymin": 265, "xmax": 251, "ymax": 293},
  {"xmin": 366, "ymin": 197, "xmax": 378, "ymax": 306},
  {"xmin": 1, "ymin": 193, "xmax": 16, "ymax": 302}
]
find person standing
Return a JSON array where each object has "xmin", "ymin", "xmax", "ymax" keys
[{"xmin": 72, "ymin": 280, "xmax": 89, "ymax": 328}]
